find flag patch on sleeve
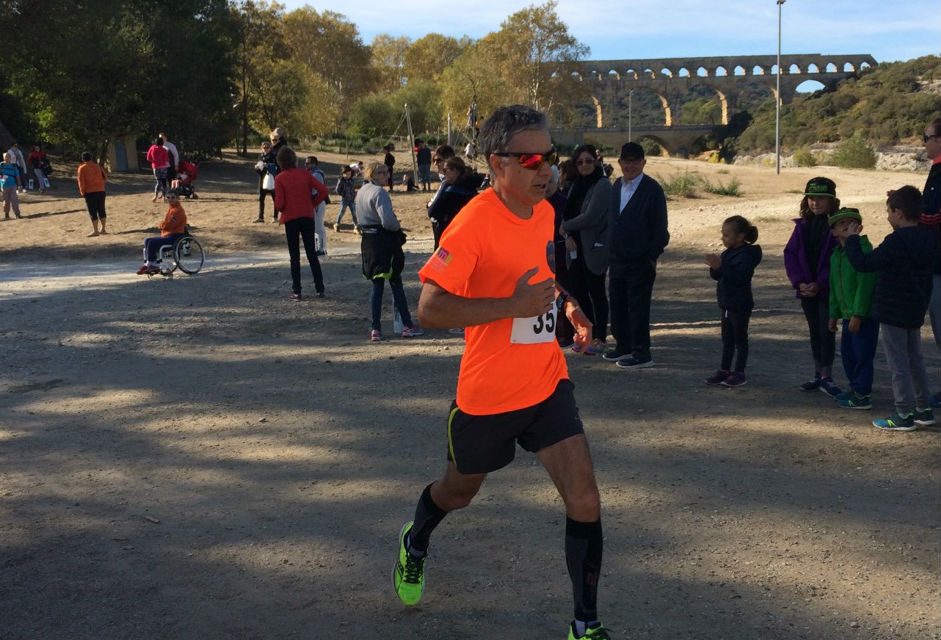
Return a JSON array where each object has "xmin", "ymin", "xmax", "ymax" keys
[{"xmin": 432, "ymin": 247, "xmax": 452, "ymax": 268}]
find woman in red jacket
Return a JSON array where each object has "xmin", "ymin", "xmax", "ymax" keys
[
  {"xmin": 145, "ymin": 137, "xmax": 171, "ymax": 203},
  {"xmin": 274, "ymin": 146, "xmax": 329, "ymax": 300}
]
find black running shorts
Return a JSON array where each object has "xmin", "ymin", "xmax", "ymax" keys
[{"xmin": 446, "ymin": 379, "xmax": 584, "ymax": 474}]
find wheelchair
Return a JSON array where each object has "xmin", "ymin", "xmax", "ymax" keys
[{"xmin": 152, "ymin": 232, "xmax": 205, "ymax": 277}]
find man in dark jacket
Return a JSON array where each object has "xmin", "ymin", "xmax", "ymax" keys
[
  {"xmin": 602, "ymin": 142, "xmax": 669, "ymax": 369},
  {"xmin": 918, "ymin": 119, "xmax": 941, "ymax": 406}
]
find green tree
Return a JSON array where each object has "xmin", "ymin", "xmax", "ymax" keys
[
  {"xmin": 404, "ymin": 34, "xmax": 469, "ymax": 84},
  {"xmin": 370, "ymin": 34, "xmax": 411, "ymax": 93},
  {"xmin": 486, "ymin": 0, "xmax": 589, "ymax": 120},
  {"xmin": 283, "ymin": 8, "xmax": 374, "ymax": 105},
  {"xmin": 439, "ymin": 38, "xmax": 509, "ymax": 128}
]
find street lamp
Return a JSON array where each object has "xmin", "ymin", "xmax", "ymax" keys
[
  {"xmin": 628, "ymin": 89, "xmax": 634, "ymax": 142},
  {"xmin": 775, "ymin": 0, "xmax": 785, "ymax": 175}
]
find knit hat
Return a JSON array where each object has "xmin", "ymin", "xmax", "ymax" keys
[
  {"xmin": 804, "ymin": 177, "xmax": 836, "ymax": 198},
  {"xmin": 828, "ymin": 207, "xmax": 862, "ymax": 227}
]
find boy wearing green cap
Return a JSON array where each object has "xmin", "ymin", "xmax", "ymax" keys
[{"xmin": 828, "ymin": 208, "xmax": 879, "ymax": 409}]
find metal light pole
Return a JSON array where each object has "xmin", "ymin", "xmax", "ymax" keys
[
  {"xmin": 628, "ymin": 90, "xmax": 634, "ymax": 142},
  {"xmin": 775, "ymin": 0, "xmax": 785, "ymax": 174}
]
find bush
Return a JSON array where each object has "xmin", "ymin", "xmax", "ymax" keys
[
  {"xmin": 659, "ymin": 171, "xmax": 700, "ymax": 198},
  {"xmin": 640, "ymin": 139, "xmax": 661, "ymax": 157},
  {"xmin": 793, "ymin": 147, "xmax": 817, "ymax": 167},
  {"xmin": 832, "ymin": 134, "xmax": 877, "ymax": 169},
  {"xmin": 702, "ymin": 176, "xmax": 743, "ymax": 197}
]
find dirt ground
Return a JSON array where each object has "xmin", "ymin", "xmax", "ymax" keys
[{"xmin": 0, "ymin": 149, "xmax": 938, "ymax": 640}]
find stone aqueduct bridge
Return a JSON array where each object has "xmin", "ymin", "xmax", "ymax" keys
[{"xmin": 552, "ymin": 53, "xmax": 877, "ymax": 157}]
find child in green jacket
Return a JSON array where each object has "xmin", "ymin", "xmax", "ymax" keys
[{"xmin": 828, "ymin": 207, "xmax": 879, "ymax": 409}]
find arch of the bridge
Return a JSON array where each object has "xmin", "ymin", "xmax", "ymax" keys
[{"xmin": 575, "ymin": 53, "xmax": 876, "ymax": 128}]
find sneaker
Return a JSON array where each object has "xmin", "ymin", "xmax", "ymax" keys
[
  {"xmin": 571, "ymin": 341, "xmax": 584, "ymax": 354},
  {"xmin": 136, "ymin": 264, "xmax": 151, "ymax": 275},
  {"xmin": 289, "ymin": 292, "xmax": 302, "ymax": 301},
  {"xmin": 370, "ymin": 329, "xmax": 382, "ymax": 342},
  {"xmin": 402, "ymin": 325, "xmax": 424, "ymax": 338},
  {"xmin": 615, "ymin": 355, "xmax": 654, "ymax": 369},
  {"xmin": 818, "ymin": 377, "xmax": 843, "ymax": 399},
  {"xmin": 705, "ymin": 370, "xmax": 730, "ymax": 385},
  {"xmin": 837, "ymin": 392, "xmax": 872, "ymax": 410},
  {"xmin": 930, "ymin": 392, "xmax": 941, "ymax": 409},
  {"xmin": 567, "ymin": 621, "xmax": 612, "ymax": 639},
  {"xmin": 316, "ymin": 291, "xmax": 325, "ymax": 299},
  {"xmin": 251, "ymin": 217, "xmax": 264, "ymax": 223},
  {"xmin": 601, "ymin": 348, "xmax": 627, "ymax": 362},
  {"xmin": 447, "ymin": 327, "xmax": 465, "ymax": 335},
  {"xmin": 585, "ymin": 338, "xmax": 606, "ymax": 355},
  {"xmin": 721, "ymin": 372, "xmax": 747, "ymax": 387},
  {"xmin": 872, "ymin": 413, "xmax": 916, "ymax": 432},
  {"xmin": 392, "ymin": 522, "xmax": 425, "ymax": 606},
  {"xmin": 800, "ymin": 376, "xmax": 822, "ymax": 391},
  {"xmin": 333, "ymin": 223, "xmax": 341, "ymax": 232},
  {"xmin": 914, "ymin": 408, "xmax": 936, "ymax": 426}
]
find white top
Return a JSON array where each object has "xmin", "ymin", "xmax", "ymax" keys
[{"xmin": 618, "ymin": 173, "xmax": 644, "ymax": 213}]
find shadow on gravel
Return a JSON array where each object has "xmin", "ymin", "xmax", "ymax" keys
[{"xmin": 0, "ymin": 248, "xmax": 938, "ymax": 640}]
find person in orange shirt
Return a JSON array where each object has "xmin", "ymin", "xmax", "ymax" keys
[
  {"xmin": 76, "ymin": 151, "xmax": 108, "ymax": 237},
  {"xmin": 137, "ymin": 189, "xmax": 187, "ymax": 275},
  {"xmin": 392, "ymin": 105, "xmax": 610, "ymax": 640}
]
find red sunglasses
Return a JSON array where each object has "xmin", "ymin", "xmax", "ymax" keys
[{"xmin": 493, "ymin": 147, "xmax": 558, "ymax": 170}]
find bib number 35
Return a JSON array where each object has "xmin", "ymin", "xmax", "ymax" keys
[{"xmin": 510, "ymin": 306, "xmax": 557, "ymax": 344}]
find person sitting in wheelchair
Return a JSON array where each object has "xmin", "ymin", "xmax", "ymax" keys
[{"xmin": 137, "ymin": 189, "xmax": 188, "ymax": 275}]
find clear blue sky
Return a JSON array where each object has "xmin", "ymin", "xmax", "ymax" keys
[{"xmin": 282, "ymin": 0, "xmax": 939, "ymax": 63}]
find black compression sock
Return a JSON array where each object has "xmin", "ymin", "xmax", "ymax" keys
[
  {"xmin": 409, "ymin": 483, "xmax": 448, "ymax": 553},
  {"xmin": 565, "ymin": 517, "xmax": 603, "ymax": 623}
]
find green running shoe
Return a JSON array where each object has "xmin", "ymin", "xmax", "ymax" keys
[
  {"xmin": 872, "ymin": 412, "xmax": 916, "ymax": 431},
  {"xmin": 392, "ymin": 522, "xmax": 425, "ymax": 606},
  {"xmin": 567, "ymin": 621, "xmax": 612, "ymax": 639}
]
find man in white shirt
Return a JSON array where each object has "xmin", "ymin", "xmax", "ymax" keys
[
  {"xmin": 601, "ymin": 142, "xmax": 669, "ymax": 369},
  {"xmin": 159, "ymin": 132, "xmax": 179, "ymax": 181}
]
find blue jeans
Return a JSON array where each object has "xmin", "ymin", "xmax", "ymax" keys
[
  {"xmin": 370, "ymin": 275, "xmax": 412, "ymax": 332},
  {"xmin": 839, "ymin": 317, "xmax": 879, "ymax": 395},
  {"xmin": 144, "ymin": 234, "xmax": 183, "ymax": 262},
  {"xmin": 153, "ymin": 168, "xmax": 168, "ymax": 198},
  {"xmin": 336, "ymin": 199, "xmax": 356, "ymax": 226}
]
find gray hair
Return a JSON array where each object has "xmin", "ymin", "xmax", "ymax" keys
[{"xmin": 478, "ymin": 105, "xmax": 549, "ymax": 159}]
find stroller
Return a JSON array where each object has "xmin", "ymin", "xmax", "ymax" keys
[{"xmin": 173, "ymin": 160, "xmax": 199, "ymax": 199}]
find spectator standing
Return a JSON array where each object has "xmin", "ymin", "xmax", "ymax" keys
[
  {"xmin": 784, "ymin": 177, "xmax": 841, "ymax": 396},
  {"xmin": 704, "ymin": 216, "xmax": 762, "ymax": 388},
  {"xmin": 427, "ymin": 156, "xmax": 477, "ymax": 248},
  {"xmin": 355, "ymin": 161, "xmax": 422, "ymax": 341},
  {"xmin": 76, "ymin": 151, "xmax": 108, "ymax": 236},
  {"xmin": 561, "ymin": 144, "xmax": 611, "ymax": 356},
  {"xmin": 334, "ymin": 165, "xmax": 358, "ymax": 232},
  {"xmin": 8, "ymin": 143, "xmax": 26, "ymax": 193},
  {"xmin": 159, "ymin": 132, "xmax": 180, "ymax": 182},
  {"xmin": 383, "ymin": 145, "xmax": 396, "ymax": 193},
  {"xmin": 827, "ymin": 207, "xmax": 879, "ymax": 409},
  {"xmin": 254, "ymin": 141, "xmax": 275, "ymax": 222},
  {"xmin": 547, "ymin": 165, "xmax": 576, "ymax": 348},
  {"xmin": 1, "ymin": 151, "xmax": 22, "ymax": 218},
  {"xmin": 28, "ymin": 145, "xmax": 50, "ymax": 193},
  {"xmin": 305, "ymin": 155, "xmax": 329, "ymax": 256},
  {"xmin": 274, "ymin": 146, "xmax": 329, "ymax": 300},
  {"xmin": 145, "ymin": 137, "xmax": 170, "ymax": 203},
  {"xmin": 917, "ymin": 118, "xmax": 941, "ymax": 407},
  {"xmin": 603, "ymin": 142, "xmax": 669, "ymax": 369},
  {"xmin": 415, "ymin": 139, "xmax": 433, "ymax": 191},
  {"xmin": 844, "ymin": 186, "xmax": 938, "ymax": 431}
]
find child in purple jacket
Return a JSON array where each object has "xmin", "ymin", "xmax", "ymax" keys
[{"xmin": 784, "ymin": 177, "xmax": 841, "ymax": 397}]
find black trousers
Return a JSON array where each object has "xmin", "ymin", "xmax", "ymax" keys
[
  {"xmin": 284, "ymin": 217, "xmax": 324, "ymax": 295},
  {"xmin": 84, "ymin": 191, "xmax": 107, "ymax": 220},
  {"xmin": 569, "ymin": 256, "xmax": 608, "ymax": 341},
  {"xmin": 720, "ymin": 309, "xmax": 751, "ymax": 372},
  {"xmin": 800, "ymin": 296, "xmax": 835, "ymax": 374},
  {"xmin": 608, "ymin": 260, "xmax": 656, "ymax": 359},
  {"xmin": 258, "ymin": 188, "xmax": 275, "ymax": 219}
]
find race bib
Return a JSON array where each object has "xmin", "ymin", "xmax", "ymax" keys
[{"xmin": 510, "ymin": 306, "xmax": 558, "ymax": 344}]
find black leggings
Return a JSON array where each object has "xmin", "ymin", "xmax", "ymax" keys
[
  {"xmin": 84, "ymin": 192, "xmax": 106, "ymax": 220},
  {"xmin": 800, "ymin": 296, "xmax": 835, "ymax": 374},
  {"xmin": 569, "ymin": 257, "xmax": 608, "ymax": 341},
  {"xmin": 259, "ymin": 189, "xmax": 275, "ymax": 219},
  {"xmin": 720, "ymin": 309, "xmax": 751, "ymax": 372},
  {"xmin": 284, "ymin": 217, "xmax": 324, "ymax": 295}
]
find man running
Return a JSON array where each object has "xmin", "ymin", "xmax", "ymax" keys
[{"xmin": 392, "ymin": 105, "xmax": 611, "ymax": 639}]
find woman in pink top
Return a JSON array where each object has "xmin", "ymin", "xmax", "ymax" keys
[
  {"xmin": 145, "ymin": 137, "xmax": 170, "ymax": 202},
  {"xmin": 274, "ymin": 146, "xmax": 329, "ymax": 300}
]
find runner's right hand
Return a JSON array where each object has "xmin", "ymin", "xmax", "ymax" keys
[{"xmin": 511, "ymin": 267, "xmax": 555, "ymax": 317}]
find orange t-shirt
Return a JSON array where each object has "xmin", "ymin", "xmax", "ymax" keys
[{"xmin": 418, "ymin": 188, "xmax": 568, "ymax": 416}]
